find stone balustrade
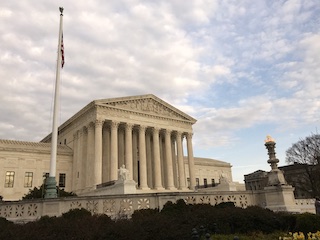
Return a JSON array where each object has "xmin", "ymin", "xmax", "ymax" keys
[
  {"xmin": 0, "ymin": 191, "xmax": 253, "ymax": 223},
  {"xmin": 295, "ymin": 198, "xmax": 316, "ymax": 214}
]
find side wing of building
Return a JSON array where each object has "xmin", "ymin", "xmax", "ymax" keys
[{"xmin": 0, "ymin": 140, "xmax": 73, "ymax": 201}]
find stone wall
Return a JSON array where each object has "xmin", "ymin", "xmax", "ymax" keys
[{"xmin": 1, "ymin": 190, "xmax": 316, "ymax": 223}]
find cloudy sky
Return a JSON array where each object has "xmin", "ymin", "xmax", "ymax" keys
[{"xmin": 1, "ymin": 0, "xmax": 319, "ymax": 182}]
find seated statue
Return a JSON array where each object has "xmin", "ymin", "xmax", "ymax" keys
[
  {"xmin": 219, "ymin": 174, "xmax": 230, "ymax": 184},
  {"xmin": 118, "ymin": 164, "xmax": 129, "ymax": 181}
]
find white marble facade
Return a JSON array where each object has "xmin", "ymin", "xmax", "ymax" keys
[
  {"xmin": 1, "ymin": 94, "xmax": 233, "ymax": 200},
  {"xmin": 42, "ymin": 94, "xmax": 198, "ymax": 193}
]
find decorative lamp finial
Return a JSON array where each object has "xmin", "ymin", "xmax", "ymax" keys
[{"xmin": 265, "ymin": 135, "xmax": 275, "ymax": 143}]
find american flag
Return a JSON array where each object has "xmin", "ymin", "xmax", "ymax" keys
[{"xmin": 61, "ymin": 33, "xmax": 65, "ymax": 68}]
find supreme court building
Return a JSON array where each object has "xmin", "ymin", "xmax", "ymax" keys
[{"xmin": 0, "ymin": 94, "xmax": 234, "ymax": 200}]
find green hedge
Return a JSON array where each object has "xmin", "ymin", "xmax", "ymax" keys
[{"xmin": 0, "ymin": 201, "xmax": 319, "ymax": 240}]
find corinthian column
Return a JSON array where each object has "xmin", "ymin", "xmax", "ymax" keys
[
  {"xmin": 94, "ymin": 120, "xmax": 103, "ymax": 186},
  {"xmin": 86, "ymin": 122, "xmax": 95, "ymax": 187},
  {"xmin": 186, "ymin": 132, "xmax": 196, "ymax": 190},
  {"xmin": 164, "ymin": 129, "xmax": 175, "ymax": 190},
  {"xmin": 77, "ymin": 130, "xmax": 83, "ymax": 189},
  {"xmin": 110, "ymin": 121, "xmax": 119, "ymax": 181},
  {"xmin": 153, "ymin": 127, "xmax": 164, "ymax": 190},
  {"xmin": 72, "ymin": 131, "xmax": 78, "ymax": 190},
  {"xmin": 81, "ymin": 127, "xmax": 87, "ymax": 189},
  {"xmin": 125, "ymin": 123, "xmax": 133, "ymax": 180},
  {"xmin": 176, "ymin": 131, "xmax": 186, "ymax": 190},
  {"xmin": 139, "ymin": 125, "xmax": 149, "ymax": 190}
]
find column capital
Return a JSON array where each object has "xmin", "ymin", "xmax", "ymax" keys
[
  {"xmin": 73, "ymin": 130, "xmax": 80, "ymax": 140},
  {"xmin": 163, "ymin": 129, "xmax": 172, "ymax": 137},
  {"xmin": 82, "ymin": 126, "xmax": 88, "ymax": 134},
  {"xmin": 95, "ymin": 119, "xmax": 104, "ymax": 127},
  {"xmin": 125, "ymin": 123, "xmax": 134, "ymax": 131},
  {"xmin": 138, "ymin": 125, "xmax": 147, "ymax": 132},
  {"xmin": 87, "ymin": 122, "xmax": 95, "ymax": 131},
  {"xmin": 110, "ymin": 121, "xmax": 120, "ymax": 129},
  {"xmin": 186, "ymin": 132, "xmax": 193, "ymax": 138},
  {"xmin": 152, "ymin": 126, "xmax": 160, "ymax": 133},
  {"xmin": 78, "ymin": 129, "xmax": 83, "ymax": 137},
  {"xmin": 175, "ymin": 131, "xmax": 183, "ymax": 139}
]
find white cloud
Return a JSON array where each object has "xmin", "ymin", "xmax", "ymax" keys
[{"xmin": 0, "ymin": 0, "xmax": 319, "ymax": 180}]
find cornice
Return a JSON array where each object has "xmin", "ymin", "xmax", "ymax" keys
[
  {"xmin": 184, "ymin": 157, "xmax": 232, "ymax": 167},
  {"xmin": 41, "ymin": 101, "xmax": 96, "ymax": 142},
  {"xmin": 0, "ymin": 139, "xmax": 73, "ymax": 156}
]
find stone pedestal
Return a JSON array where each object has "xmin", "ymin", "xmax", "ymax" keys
[
  {"xmin": 83, "ymin": 179, "xmax": 137, "ymax": 196},
  {"xmin": 264, "ymin": 185, "xmax": 299, "ymax": 212},
  {"xmin": 267, "ymin": 169, "xmax": 287, "ymax": 186},
  {"xmin": 44, "ymin": 177, "xmax": 57, "ymax": 198},
  {"xmin": 110, "ymin": 179, "xmax": 137, "ymax": 194},
  {"xmin": 262, "ymin": 136, "xmax": 299, "ymax": 212}
]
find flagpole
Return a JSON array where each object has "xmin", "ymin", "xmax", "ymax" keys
[{"xmin": 45, "ymin": 7, "xmax": 64, "ymax": 198}]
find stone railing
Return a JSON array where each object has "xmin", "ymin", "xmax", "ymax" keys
[
  {"xmin": 295, "ymin": 198, "xmax": 316, "ymax": 214},
  {"xmin": 0, "ymin": 191, "xmax": 253, "ymax": 223}
]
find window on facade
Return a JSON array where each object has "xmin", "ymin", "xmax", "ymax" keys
[
  {"xmin": 211, "ymin": 179, "xmax": 215, "ymax": 187},
  {"xmin": 24, "ymin": 172, "xmax": 33, "ymax": 188},
  {"xmin": 204, "ymin": 178, "xmax": 207, "ymax": 188},
  {"xmin": 196, "ymin": 178, "xmax": 199, "ymax": 187},
  {"xmin": 5, "ymin": 171, "xmax": 15, "ymax": 188},
  {"xmin": 59, "ymin": 173, "xmax": 66, "ymax": 188}
]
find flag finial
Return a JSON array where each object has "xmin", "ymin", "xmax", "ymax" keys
[{"xmin": 59, "ymin": 7, "xmax": 64, "ymax": 15}]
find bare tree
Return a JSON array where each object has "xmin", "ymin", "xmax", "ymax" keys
[{"xmin": 286, "ymin": 133, "xmax": 320, "ymax": 198}]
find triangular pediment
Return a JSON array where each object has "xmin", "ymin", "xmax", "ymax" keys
[{"xmin": 95, "ymin": 94, "xmax": 196, "ymax": 123}]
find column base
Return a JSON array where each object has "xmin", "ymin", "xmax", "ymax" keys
[
  {"xmin": 166, "ymin": 186, "xmax": 177, "ymax": 191},
  {"xmin": 44, "ymin": 177, "xmax": 57, "ymax": 198},
  {"xmin": 154, "ymin": 186, "xmax": 165, "ymax": 191}
]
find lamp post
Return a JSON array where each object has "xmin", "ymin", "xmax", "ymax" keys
[
  {"xmin": 265, "ymin": 135, "xmax": 279, "ymax": 170},
  {"xmin": 264, "ymin": 135, "xmax": 287, "ymax": 186}
]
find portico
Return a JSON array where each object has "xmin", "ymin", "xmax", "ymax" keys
[
  {"xmin": 42, "ymin": 94, "xmax": 197, "ymax": 194},
  {"xmin": 73, "ymin": 120, "xmax": 196, "ymax": 192}
]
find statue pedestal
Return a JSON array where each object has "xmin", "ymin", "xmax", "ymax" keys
[
  {"xmin": 112, "ymin": 179, "xmax": 137, "ymax": 194},
  {"xmin": 82, "ymin": 179, "xmax": 137, "ymax": 196},
  {"xmin": 267, "ymin": 169, "xmax": 287, "ymax": 186},
  {"xmin": 264, "ymin": 185, "xmax": 299, "ymax": 212}
]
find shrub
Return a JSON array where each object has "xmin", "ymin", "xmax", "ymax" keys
[
  {"xmin": 22, "ymin": 184, "xmax": 77, "ymax": 200},
  {"xmin": 61, "ymin": 208, "xmax": 92, "ymax": 219},
  {"xmin": 0, "ymin": 217, "xmax": 13, "ymax": 228},
  {"xmin": 294, "ymin": 213, "xmax": 320, "ymax": 234},
  {"xmin": 131, "ymin": 208, "xmax": 159, "ymax": 221}
]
